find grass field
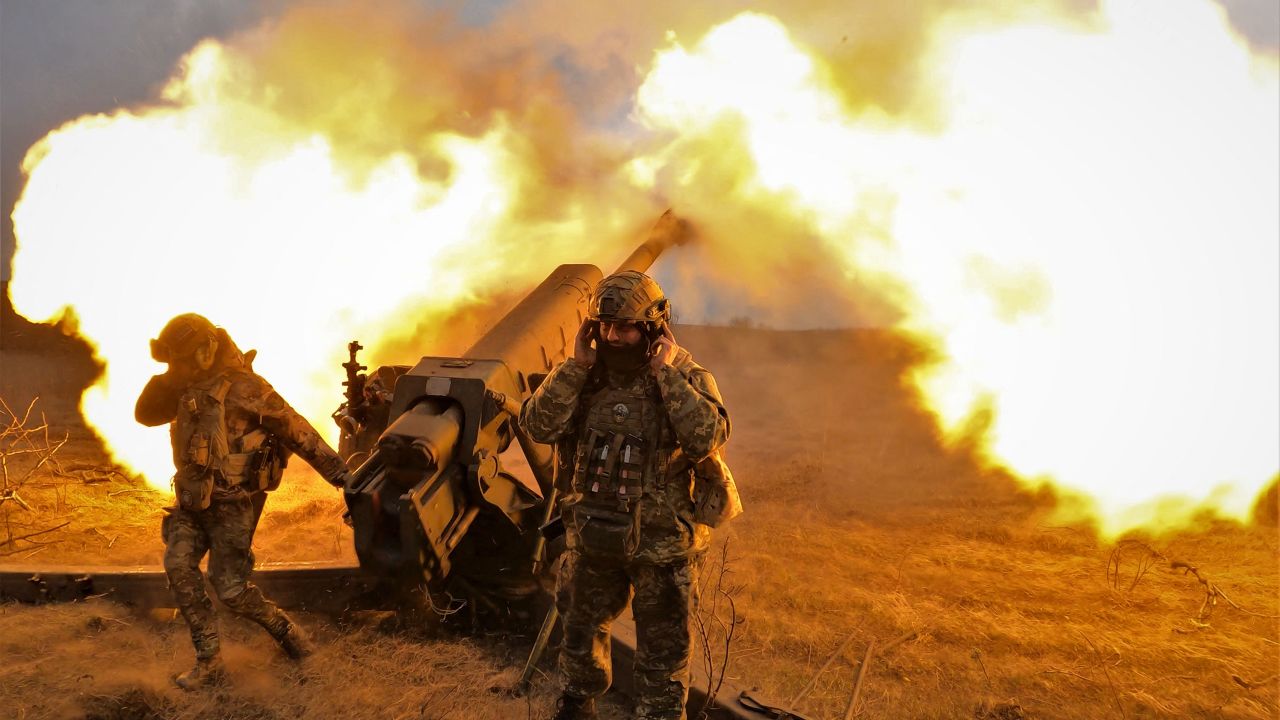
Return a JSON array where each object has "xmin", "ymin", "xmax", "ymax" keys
[{"xmin": 1, "ymin": 308, "xmax": 1276, "ymax": 719}]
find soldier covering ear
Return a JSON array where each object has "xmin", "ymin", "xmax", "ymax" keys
[
  {"xmin": 137, "ymin": 312, "xmax": 352, "ymax": 689},
  {"xmin": 522, "ymin": 271, "xmax": 734, "ymax": 720}
]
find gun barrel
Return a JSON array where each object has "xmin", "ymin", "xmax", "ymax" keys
[
  {"xmin": 378, "ymin": 399, "xmax": 463, "ymax": 477},
  {"xmin": 611, "ymin": 210, "xmax": 693, "ymax": 275}
]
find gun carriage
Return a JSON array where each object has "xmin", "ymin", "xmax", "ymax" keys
[{"xmin": 333, "ymin": 211, "xmax": 692, "ymax": 616}]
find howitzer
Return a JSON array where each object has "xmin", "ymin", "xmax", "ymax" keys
[
  {"xmin": 338, "ymin": 211, "xmax": 693, "ymax": 609},
  {"xmin": 0, "ymin": 210, "xmax": 797, "ymax": 718}
]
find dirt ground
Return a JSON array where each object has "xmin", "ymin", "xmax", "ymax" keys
[{"xmin": 2, "ymin": 298, "xmax": 1277, "ymax": 720}]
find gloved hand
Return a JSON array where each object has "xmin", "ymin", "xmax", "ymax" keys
[{"xmin": 327, "ymin": 469, "xmax": 355, "ymax": 490}]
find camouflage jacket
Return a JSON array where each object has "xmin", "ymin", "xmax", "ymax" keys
[
  {"xmin": 520, "ymin": 348, "xmax": 730, "ymax": 563},
  {"xmin": 136, "ymin": 358, "xmax": 346, "ymax": 501}
]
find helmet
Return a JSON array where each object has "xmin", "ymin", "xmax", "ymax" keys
[
  {"xmin": 588, "ymin": 271, "xmax": 671, "ymax": 325},
  {"xmin": 150, "ymin": 313, "xmax": 217, "ymax": 363}
]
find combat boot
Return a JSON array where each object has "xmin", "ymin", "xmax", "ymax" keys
[
  {"xmin": 550, "ymin": 694, "xmax": 597, "ymax": 720},
  {"xmin": 273, "ymin": 621, "xmax": 315, "ymax": 660},
  {"xmin": 174, "ymin": 655, "xmax": 226, "ymax": 690}
]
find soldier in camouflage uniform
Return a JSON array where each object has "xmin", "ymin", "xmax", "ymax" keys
[
  {"xmin": 135, "ymin": 313, "xmax": 351, "ymax": 690},
  {"xmin": 520, "ymin": 272, "xmax": 731, "ymax": 720}
]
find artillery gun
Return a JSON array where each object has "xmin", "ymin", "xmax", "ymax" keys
[
  {"xmin": 332, "ymin": 210, "xmax": 693, "ymax": 618},
  {"xmin": 0, "ymin": 211, "xmax": 793, "ymax": 718}
]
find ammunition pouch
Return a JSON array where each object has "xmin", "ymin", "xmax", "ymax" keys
[
  {"xmin": 187, "ymin": 429, "xmax": 211, "ymax": 467},
  {"xmin": 257, "ymin": 444, "xmax": 290, "ymax": 492},
  {"xmin": 571, "ymin": 503, "xmax": 641, "ymax": 559},
  {"xmin": 172, "ymin": 373, "xmax": 232, "ymax": 510},
  {"xmin": 571, "ymin": 425, "xmax": 649, "ymax": 559},
  {"xmin": 174, "ymin": 465, "xmax": 214, "ymax": 511},
  {"xmin": 692, "ymin": 451, "xmax": 742, "ymax": 528},
  {"xmin": 226, "ymin": 429, "xmax": 289, "ymax": 493}
]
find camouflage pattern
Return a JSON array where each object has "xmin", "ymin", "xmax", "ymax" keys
[
  {"xmin": 137, "ymin": 363, "xmax": 347, "ymax": 491},
  {"xmin": 138, "ymin": 342, "xmax": 345, "ymax": 664},
  {"xmin": 162, "ymin": 493, "xmax": 292, "ymax": 659},
  {"xmin": 150, "ymin": 313, "xmax": 217, "ymax": 363},
  {"xmin": 522, "ymin": 349, "xmax": 730, "ymax": 563},
  {"xmin": 521, "ymin": 343, "xmax": 728, "ymax": 718},
  {"xmin": 588, "ymin": 271, "xmax": 670, "ymax": 325},
  {"xmin": 556, "ymin": 552, "xmax": 698, "ymax": 720}
]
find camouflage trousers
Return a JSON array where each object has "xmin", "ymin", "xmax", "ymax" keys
[
  {"xmin": 556, "ymin": 550, "xmax": 698, "ymax": 720},
  {"xmin": 162, "ymin": 492, "xmax": 291, "ymax": 660}
]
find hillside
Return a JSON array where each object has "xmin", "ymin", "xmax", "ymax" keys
[{"xmin": 1, "ymin": 309, "xmax": 1276, "ymax": 719}]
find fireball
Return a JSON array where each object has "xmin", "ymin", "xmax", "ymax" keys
[
  {"xmin": 633, "ymin": 0, "xmax": 1279, "ymax": 534},
  {"xmin": 10, "ymin": 0, "xmax": 1277, "ymax": 536}
]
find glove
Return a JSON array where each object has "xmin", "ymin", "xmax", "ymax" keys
[{"xmin": 327, "ymin": 469, "xmax": 355, "ymax": 490}]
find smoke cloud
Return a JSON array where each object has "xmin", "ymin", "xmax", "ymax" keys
[
  {"xmin": 6, "ymin": 0, "xmax": 1277, "ymax": 287},
  {"xmin": 3, "ymin": 0, "xmax": 1277, "ymax": 535}
]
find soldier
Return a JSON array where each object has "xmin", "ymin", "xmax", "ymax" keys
[
  {"xmin": 521, "ymin": 271, "xmax": 731, "ymax": 720},
  {"xmin": 135, "ymin": 313, "xmax": 351, "ymax": 689}
]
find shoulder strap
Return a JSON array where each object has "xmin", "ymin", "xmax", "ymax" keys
[
  {"xmin": 209, "ymin": 377, "xmax": 233, "ymax": 403},
  {"xmin": 193, "ymin": 368, "xmax": 237, "ymax": 403}
]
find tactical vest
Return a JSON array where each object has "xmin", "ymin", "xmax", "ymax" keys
[
  {"xmin": 172, "ymin": 370, "xmax": 286, "ymax": 510},
  {"xmin": 569, "ymin": 371, "xmax": 668, "ymax": 559}
]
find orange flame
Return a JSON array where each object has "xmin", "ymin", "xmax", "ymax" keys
[
  {"xmin": 10, "ymin": 0, "xmax": 1278, "ymax": 536},
  {"xmin": 633, "ymin": 1, "xmax": 1279, "ymax": 535},
  {"xmin": 10, "ymin": 12, "xmax": 643, "ymax": 488}
]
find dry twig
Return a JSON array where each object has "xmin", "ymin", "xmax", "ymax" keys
[
  {"xmin": 1108, "ymin": 539, "xmax": 1280, "ymax": 624},
  {"xmin": 843, "ymin": 640, "xmax": 875, "ymax": 720},
  {"xmin": 972, "ymin": 648, "xmax": 994, "ymax": 691},
  {"xmin": 1083, "ymin": 636, "xmax": 1126, "ymax": 720},
  {"xmin": 1232, "ymin": 673, "xmax": 1279, "ymax": 690},
  {"xmin": 1, "ymin": 520, "xmax": 71, "ymax": 545},
  {"xmin": 1, "ymin": 396, "xmax": 73, "ymax": 552},
  {"xmin": 0, "ymin": 488, "xmax": 33, "ymax": 511},
  {"xmin": 1041, "ymin": 668, "xmax": 1099, "ymax": 685},
  {"xmin": 877, "ymin": 628, "xmax": 920, "ymax": 656},
  {"xmin": 693, "ymin": 540, "xmax": 743, "ymax": 720},
  {"xmin": 789, "ymin": 627, "xmax": 861, "ymax": 706}
]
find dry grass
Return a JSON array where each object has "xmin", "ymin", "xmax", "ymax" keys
[
  {"xmin": 0, "ymin": 600, "xmax": 553, "ymax": 720},
  {"xmin": 720, "ymin": 509, "xmax": 1278, "ymax": 719},
  {"xmin": 686, "ymin": 325, "xmax": 1280, "ymax": 720},
  {"xmin": 2, "ymin": 322, "xmax": 1277, "ymax": 719}
]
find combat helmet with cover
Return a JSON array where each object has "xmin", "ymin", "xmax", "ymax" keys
[
  {"xmin": 151, "ymin": 313, "xmax": 217, "ymax": 363},
  {"xmin": 588, "ymin": 271, "xmax": 671, "ymax": 329}
]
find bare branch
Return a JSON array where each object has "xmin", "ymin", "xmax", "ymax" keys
[
  {"xmin": 790, "ymin": 628, "xmax": 861, "ymax": 706},
  {"xmin": 1, "ymin": 519, "xmax": 71, "ymax": 545},
  {"xmin": 843, "ymin": 640, "xmax": 875, "ymax": 720},
  {"xmin": 693, "ymin": 539, "xmax": 742, "ymax": 720},
  {"xmin": 1084, "ymin": 636, "xmax": 1127, "ymax": 720},
  {"xmin": 1108, "ymin": 539, "xmax": 1280, "ymax": 623},
  {"xmin": 0, "ymin": 396, "xmax": 75, "ymax": 550},
  {"xmin": 0, "ymin": 488, "xmax": 33, "ymax": 511}
]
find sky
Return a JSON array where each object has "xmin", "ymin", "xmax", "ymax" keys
[{"xmin": 0, "ymin": 0, "xmax": 1276, "ymax": 283}]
